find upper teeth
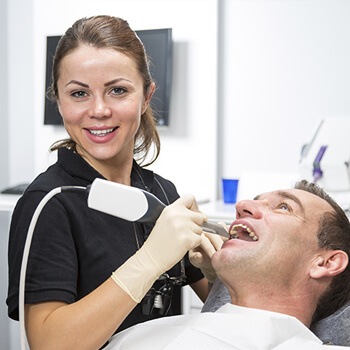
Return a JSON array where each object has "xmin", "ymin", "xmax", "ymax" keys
[
  {"xmin": 230, "ymin": 223, "xmax": 258, "ymax": 241},
  {"xmin": 89, "ymin": 128, "xmax": 114, "ymax": 136}
]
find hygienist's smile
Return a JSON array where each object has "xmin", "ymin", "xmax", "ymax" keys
[{"xmin": 84, "ymin": 126, "xmax": 119, "ymax": 144}]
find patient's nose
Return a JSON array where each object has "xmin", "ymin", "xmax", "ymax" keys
[{"xmin": 235, "ymin": 199, "xmax": 264, "ymax": 219}]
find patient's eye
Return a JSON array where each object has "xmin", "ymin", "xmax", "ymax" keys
[{"xmin": 276, "ymin": 202, "xmax": 291, "ymax": 211}]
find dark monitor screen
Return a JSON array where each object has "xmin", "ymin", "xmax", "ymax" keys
[{"xmin": 44, "ymin": 28, "xmax": 173, "ymax": 126}]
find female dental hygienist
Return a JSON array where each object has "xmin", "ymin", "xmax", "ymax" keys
[{"xmin": 6, "ymin": 15, "xmax": 210, "ymax": 350}]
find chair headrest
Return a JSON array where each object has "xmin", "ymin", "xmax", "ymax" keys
[{"xmin": 310, "ymin": 302, "xmax": 350, "ymax": 346}]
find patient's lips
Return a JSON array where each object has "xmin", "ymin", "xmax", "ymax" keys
[{"xmin": 229, "ymin": 223, "xmax": 258, "ymax": 241}]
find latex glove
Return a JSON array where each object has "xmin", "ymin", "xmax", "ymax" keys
[
  {"xmin": 111, "ymin": 194, "xmax": 206, "ymax": 302},
  {"xmin": 189, "ymin": 223, "xmax": 228, "ymax": 283}
]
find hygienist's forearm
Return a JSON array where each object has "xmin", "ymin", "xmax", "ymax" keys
[
  {"xmin": 190, "ymin": 277, "xmax": 210, "ymax": 302},
  {"xmin": 25, "ymin": 278, "xmax": 136, "ymax": 350}
]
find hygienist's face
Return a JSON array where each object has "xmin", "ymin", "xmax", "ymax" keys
[
  {"xmin": 56, "ymin": 44, "xmax": 153, "ymax": 168},
  {"xmin": 212, "ymin": 188, "xmax": 334, "ymax": 287}
]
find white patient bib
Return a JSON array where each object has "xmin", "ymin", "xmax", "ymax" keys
[{"xmin": 105, "ymin": 304, "xmax": 347, "ymax": 350}]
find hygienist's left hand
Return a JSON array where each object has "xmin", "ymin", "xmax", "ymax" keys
[{"xmin": 189, "ymin": 224, "xmax": 227, "ymax": 283}]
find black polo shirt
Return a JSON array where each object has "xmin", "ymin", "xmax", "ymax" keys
[{"xmin": 7, "ymin": 148, "xmax": 203, "ymax": 333}]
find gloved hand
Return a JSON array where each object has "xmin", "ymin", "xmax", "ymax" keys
[
  {"xmin": 189, "ymin": 223, "xmax": 228, "ymax": 283},
  {"xmin": 111, "ymin": 194, "xmax": 206, "ymax": 302}
]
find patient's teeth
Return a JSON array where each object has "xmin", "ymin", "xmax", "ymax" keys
[
  {"xmin": 249, "ymin": 232, "xmax": 258, "ymax": 240},
  {"xmin": 229, "ymin": 223, "xmax": 259, "ymax": 241}
]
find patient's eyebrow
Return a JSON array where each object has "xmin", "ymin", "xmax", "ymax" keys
[
  {"xmin": 276, "ymin": 191, "xmax": 306, "ymax": 215},
  {"xmin": 254, "ymin": 192, "xmax": 306, "ymax": 215}
]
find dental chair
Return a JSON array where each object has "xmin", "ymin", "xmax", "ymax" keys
[{"xmin": 202, "ymin": 279, "xmax": 350, "ymax": 346}]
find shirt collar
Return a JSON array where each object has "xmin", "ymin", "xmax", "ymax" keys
[{"xmin": 58, "ymin": 148, "xmax": 155, "ymax": 190}]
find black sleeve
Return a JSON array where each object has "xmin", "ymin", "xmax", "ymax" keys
[{"xmin": 183, "ymin": 253, "xmax": 205, "ymax": 285}]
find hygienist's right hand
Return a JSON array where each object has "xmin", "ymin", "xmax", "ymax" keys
[
  {"xmin": 189, "ymin": 226, "xmax": 227, "ymax": 283},
  {"xmin": 143, "ymin": 194, "xmax": 206, "ymax": 272},
  {"xmin": 111, "ymin": 194, "xmax": 206, "ymax": 302}
]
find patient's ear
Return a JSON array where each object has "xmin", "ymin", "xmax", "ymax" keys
[{"xmin": 310, "ymin": 250, "xmax": 349, "ymax": 279}]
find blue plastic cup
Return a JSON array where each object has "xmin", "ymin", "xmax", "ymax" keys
[{"xmin": 222, "ymin": 178, "xmax": 239, "ymax": 204}]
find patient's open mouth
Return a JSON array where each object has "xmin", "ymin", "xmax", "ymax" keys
[{"xmin": 229, "ymin": 224, "xmax": 258, "ymax": 241}]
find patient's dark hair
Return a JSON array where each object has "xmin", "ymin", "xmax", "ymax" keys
[{"xmin": 295, "ymin": 180, "xmax": 350, "ymax": 323}]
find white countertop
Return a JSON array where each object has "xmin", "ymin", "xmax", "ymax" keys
[{"xmin": 0, "ymin": 194, "xmax": 21, "ymax": 212}]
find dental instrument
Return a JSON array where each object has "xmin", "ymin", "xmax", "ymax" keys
[{"xmin": 87, "ymin": 178, "xmax": 230, "ymax": 238}]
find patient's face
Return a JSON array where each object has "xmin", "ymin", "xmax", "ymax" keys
[{"xmin": 212, "ymin": 188, "xmax": 334, "ymax": 290}]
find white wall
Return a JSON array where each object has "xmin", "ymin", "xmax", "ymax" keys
[
  {"xmin": 7, "ymin": 0, "xmax": 35, "ymax": 187},
  {"xmin": 12, "ymin": 0, "xmax": 350, "ymax": 200},
  {"xmin": 6, "ymin": 0, "xmax": 350, "ymax": 211},
  {"xmin": 220, "ymin": 0, "xmax": 350, "ymax": 197},
  {"xmin": 0, "ymin": 0, "xmax": 8, "ymax": 189}
]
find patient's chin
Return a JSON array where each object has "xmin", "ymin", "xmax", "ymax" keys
[{"xmin": 211, "ymin": 248, "xmax": 232, "ymax": 271}]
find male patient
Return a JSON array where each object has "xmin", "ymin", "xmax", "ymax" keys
[{"xmin": 105, "ymin": 180, "xmax": 350, "ymax": 349}]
